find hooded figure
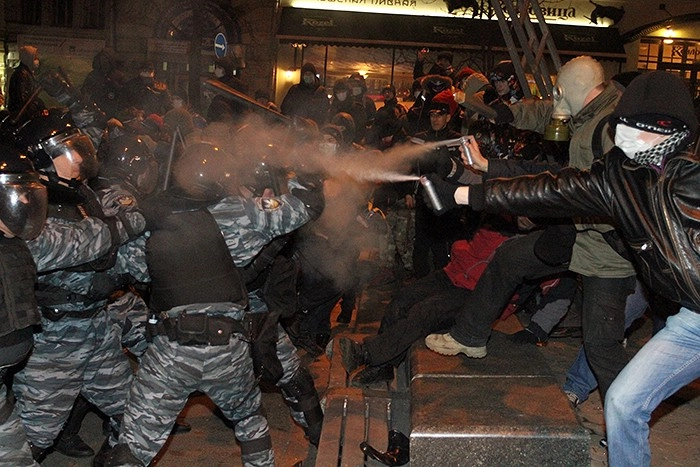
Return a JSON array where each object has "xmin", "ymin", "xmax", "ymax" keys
[
  {"xmin": 280, "ymin": 62, "xmax": 330, "ymax": 126},
  {"xmin": 81, "ymin": 48, "xmax": 123, "ymax": 118},
  {"xmin": 612, "ymin": 71, "xmax": 698, "ymax": 167},
  {"xmin": 7, "ymin": 45, "xmax": 45, "ymax": 119},
  {"xmin": 213, "ymin": 55, "xmax": 247, "ymax": 95}
]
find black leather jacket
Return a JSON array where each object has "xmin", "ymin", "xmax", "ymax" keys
[{"xmin": 471, "ymin": 147, "xmax": 700, "ymax": 312}]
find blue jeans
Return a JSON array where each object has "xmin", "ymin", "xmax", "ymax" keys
[
  {"xmin": 604, "ymin": 307, "xmax": 700, "ymax": 467},
  {"xmin": 563, "ymin": 280, "xmax": 648, "ymax": 403}
]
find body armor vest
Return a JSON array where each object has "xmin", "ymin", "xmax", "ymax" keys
[
  {"xmin": 147, "ymin": 207, "xmax": 247, "ymax": 312},
  {"xmin": 0, "ymin": 237, "xmax": 40, "ymax": 338}
]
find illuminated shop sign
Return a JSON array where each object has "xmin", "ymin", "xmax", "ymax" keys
[{"xmin": 281, "ymin": 0, "xmax": 617, "ymax": 27}]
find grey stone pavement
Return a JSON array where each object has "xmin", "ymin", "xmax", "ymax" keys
[{"xmin": 40, "ymin": 261, "xmax": 700, "ymax": 467}]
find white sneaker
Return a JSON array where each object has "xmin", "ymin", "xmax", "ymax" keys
[{"xmin": 425, "ymin": 333, "xmax": 487, "ymax": 358}]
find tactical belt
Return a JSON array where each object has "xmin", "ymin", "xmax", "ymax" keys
[
  {"xmin": 147, "ymin": 312, "xmax": 248, "ymax": 347},
  {"xmin": 40, "ymin": 305, "xmax": 104, "ymax": 322}
]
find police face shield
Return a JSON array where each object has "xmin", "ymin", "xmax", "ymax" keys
[
  {"xmin": 129, "ymin": 154, "xmax": 159, "ymax": 195},
  {"xmin": 44, "ymin": 131, "xmax": 99, "ymax": 182},
  {"xmin": 0, "ymin": 172, "xmax": 48, "ymax": 239}
]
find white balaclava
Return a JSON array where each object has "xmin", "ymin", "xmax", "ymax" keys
[{"xmin": 553, "ymin": 56, "xmax": 604, "ymax": 118}]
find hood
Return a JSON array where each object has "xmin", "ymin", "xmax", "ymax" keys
[
  {"xmin": 612, "ymin": 71, "xmax": 698, "ymax": 145},
  {"xmin": 300, "ymin": 62, "xmax": 320, "ymax": 87},
  {"xmin": 19, "ymin": 45, "xmax": 38, "ymax": 68},
  {"xmin": 92, "ymin": 48, "xmax": 116, "ymax": 74}
]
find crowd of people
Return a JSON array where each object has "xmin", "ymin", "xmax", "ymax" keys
[{"xmin": 0, "ymin": 42, "xmax": 699, "ymax": 467}]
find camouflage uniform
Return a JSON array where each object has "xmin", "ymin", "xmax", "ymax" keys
[
  {"xmin": 0, "ymin": 236, "xmax": 42, "ymax": 467},
  {"xmin": 113, "ymin": 191, "xmax": 314, "ymax": 466},
  {"xmin": 0, "ymin": 399, "xmax": 37, "ymax": 467},
  {"xmin": 13, "ymin": 184, "xmax": 146, "ymax": 452}
]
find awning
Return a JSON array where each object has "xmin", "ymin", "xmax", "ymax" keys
[{"xmin": 276, "ymin": 8, "xmax": 626, "ymax": 59}]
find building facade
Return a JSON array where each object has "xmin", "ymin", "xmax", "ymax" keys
[{"xmin": 0, "ymin": 0, "xmax": 698, "ymax": 113}]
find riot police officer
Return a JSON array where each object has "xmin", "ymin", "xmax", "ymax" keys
[
  {"xmin": 10, "ymin": 110, "xmax": 146, "ymax": 463},
  {"xmin": 105, "ymin": 141, "xmax": 324, "ymax": 466},
  {"xmin": 0, "ymin": 144, "xmax": 48, "ymax": 467}
]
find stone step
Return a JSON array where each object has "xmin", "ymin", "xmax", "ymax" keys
[{"xmin": 409, "ymin": 331, "xmax": 590, "ymax": 466}]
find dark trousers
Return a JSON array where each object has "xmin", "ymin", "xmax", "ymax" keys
[
  {"xmin": 581, "ymin": 274, "xmax": 636, "ymax": 399},
  {"xmin": 364, "ymin": 269, "xmax": 471, "ymax": 367},
  {"xmin": 450, "ymin": 230, "xmax": 567, "ymax": 347}
]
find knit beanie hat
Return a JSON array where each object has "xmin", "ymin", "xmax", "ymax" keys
[{"xmin": 613, "ymin": 71, "xmax": 698, "ymax": 140}]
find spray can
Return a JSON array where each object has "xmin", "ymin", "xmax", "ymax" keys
[
  {"xmin": 459, "ymin": 136, "xmax": 473, "ymax": 165},
  {"xmin": 420, "ymin": 176, "xmax": 445, "ymax": 214}
]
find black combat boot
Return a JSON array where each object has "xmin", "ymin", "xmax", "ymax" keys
[
  {"xmin": 280, "ymin": 367, "xmax": 324, "ymax": 446},
  {"xmin": 93, "ymin": 415, "xmax": 121, "ymax": 467},
  {"xmin": 29, "ymin": 441, "xmax": 51, "ymax": 463},
  {"xmin": 55, "ymin": 395, "xmax": 95, "ymax": 457}
]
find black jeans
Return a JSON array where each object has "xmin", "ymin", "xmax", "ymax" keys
[
  {"xmin": 364, "ymin": 269, "xmax": 471, "ymax": 367},
  {"xmin": 450, "ymin": 230, "xmax": 567, "ymax": 347}
]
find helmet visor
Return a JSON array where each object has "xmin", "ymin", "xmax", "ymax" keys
[
  {"xmin": 0, "ymin": 173, "xmax": 48, "ymax": 239},
  {"xmin": 44, "ymin": 132, "xmax": 99, "ymax": 181},
  {"xmin": 130, "ymin": 155, "xmax": 159, "ymax": 195}
]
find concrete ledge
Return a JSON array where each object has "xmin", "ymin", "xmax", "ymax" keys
[{"xmin": 409, "ymin": 332, "xmax": 590, "ymax": 466}]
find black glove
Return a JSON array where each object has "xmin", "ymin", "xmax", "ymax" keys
[
  {"xmin": 291, "ymin": 187, "xmax": 325, "ymax": 220},
  {"xmin": 490, "ymin": 101, "xmax": 514, "ymax": 124},
  {"xmin": 422, "ymin": 173, "xmax": 460, "ymax": 215},
  {"xmin": 436, "ymin": 156, "xmax": 465, "ymax": 183}
]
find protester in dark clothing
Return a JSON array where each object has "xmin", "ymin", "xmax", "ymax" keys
[
  {"xmin": 329, "ymin": 79, "xmax": 366, "ymax": 143},
  {"xmin": 280, "ymin": 62, "xmax": 330, "ymax": 127},
  {"xmin": 411, "ymin": 90, "xmax": 471, "ymax": 278},
  {"xmin": 366, "ymin": 87, "xmax": 409, "ymax": 151},
  {"xmin": 345, "ymin": 73, "xmax": 376, "ymax": 144},
  {"xmin": 81, "ymin": 48, "xmax": 123, "ymax": 119},
  {"xmin": 339, "ymin": 225, "xmax": 512, "ymax": 385},
  {"xmin": 213, "ymin": 55, "xmax": 248, "ymax": 95},
  {"xmin": 121, "ymin": 62, "xmax": 171, "ymax": 116},
  {"xmin": 406, "ymin": 74, "xmax": 453, "ymax": 135},
  {"xmin": 487, "ymin": 60, "xmax": 524, "ymax": 105},
  {"xmin": 413, "ymin": 49, "xmax": 454, "ymax": 81},
  {"xmin": 7, "ymin": 45, "xmax": 45, "ymax": 120}
]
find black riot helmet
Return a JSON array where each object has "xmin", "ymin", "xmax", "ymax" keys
[
  {"xmin": 99, "ymin": 135, "xmax": 159, "ymax": 196},
  {"xmin": 0, "ymin": 144, "xmax": 48, "ymax": 239},
  {"xmin": 172, "ymin": 142, "xmax": 235, "ymax": 202},
  {"xmin": 14, "ymin": 109, "xmax": 98, "ymax": 188}
]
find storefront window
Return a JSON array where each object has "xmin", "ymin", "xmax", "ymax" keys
[
  {"xmin": 293, "ymin": 44, "xmax": 489, "ymax": 106},
  {"xmin": 637, "ymin": 38, "xmax": 700, "ymax": 98}
]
